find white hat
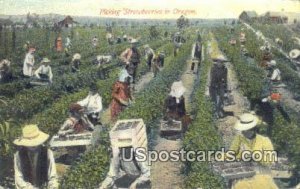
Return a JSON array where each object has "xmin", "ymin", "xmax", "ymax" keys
[
  {"xmin": 234, "ymin": 113, "xmax": 259, "ymax": 131},
  {"xmin": 73, "ymin": 53, "xmax": 81, "ymax": 60},
  {"xmin": 267, "ymin": 60, "xmax": 277, "ymax": 66},
  {"xmin": 170, "ymin": 81, "xmax": 186, "ymax": 98},
  {"xmin": 14, "ymin": 125, "xmax": 49, "ymax": 147},
  {"xmin": 0, "ymin": 59, "xmax": 11, "ymax": 66},
  {"xmin": 96, "ymin": 55, "xmax": 103, "ymax": 61},
  {"xmin": 289, "ymin": 49, "xmax": 300, "ymax": 59},
  {"xmin": 130, "ymin": 39, "xmax": 139, "ymax": 44},
  {"xmin": 41, "ymin": 57, "xmax": 51, "ymax": 63},
  {"xmin": 119, "ymin": 69, "xmax": 131, "ymax": 82}
]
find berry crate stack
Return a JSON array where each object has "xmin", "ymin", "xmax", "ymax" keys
[{"xmin": 110, "ymin": 119, "xmax": 147, "ymax": 151}]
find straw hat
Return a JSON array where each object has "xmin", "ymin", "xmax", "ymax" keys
[
  {"xmin": 289, "ymin": 49, "xmax": 300, "ymax": 59},
  {"xmin": 170, "ymin": 81, "xmax": 186, "ymax": 98},
  {"xmin": 267, "ymin": 60, "xmax": 277, "ymax": 66},
  {"xmin": 234, "ymin": 113, "xmax": 259, "ymax": 131},
  {"xmin": 41, "ymin": 57, "xmax": 51, "ymax": 64},
  {"xmin": 96, "ymin": 55, "xmax": 103, "ymax": 61},
  {"xmin": 73, "ymin": 53, "xmax": 81, "ymax": 60},
  {"xmin": 14, "ymin": 125, "xmax": 49, "ymax": 147},
  {"xmin": 0, "ymin": 59, "xmax": 11, "ymax": 66}
]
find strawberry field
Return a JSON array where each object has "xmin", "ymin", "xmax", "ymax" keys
[{"xmin": 0, "ymin": 21, "xmax": 299, "ymax": 189}]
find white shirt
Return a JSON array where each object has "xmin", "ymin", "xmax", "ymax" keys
[
  {"xmin": 100, "ymin": 148, "xmax": 150, "ymax": 188},
  {"xmin": 92, "ymin": 38, "xmax": 98, "ymax": 46},
  {"xmin": 271, "ymin": 68, "xmax": 281, "ymax": 81},
  {"xmin": 144, "ymin": 48, "xmax": 154, "ymax": 60},
  {"xmin": 14, "ymin": 149, "xmax": 58, "ymax": 189},
  {"xmin": 65, "ymin": 37, "xmax": 71, "ymax": 47},
  {"xmin": 77, "ymin": 93, "xmax": 103, "ymax": 114},
  {"xmin": 23, "ymin": 53, "xmax": 35, "ymax": 76},
  {"xmin": 34, "ymin": 65, "xmax": 53, "ymax": 82}
]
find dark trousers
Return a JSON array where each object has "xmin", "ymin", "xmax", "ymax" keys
[
  {"xmin": 147, "ymin": 54, "xmax": 153, "ymax": 70},
  {"xmin": 210, "ymin": 85, "xmax": 226, "ymax": 118},
  {"xmin": 126, "ymin": 62, "xmax": 139, "ymax": 84}
]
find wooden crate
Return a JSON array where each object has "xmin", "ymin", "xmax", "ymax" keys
[
  {"xmin": 160, "ymin": 120, "xmax": 182, "ymax": 131},
  {"xmin": 110, "ymin": 119, "xmax": 147, "ymax": 150}
]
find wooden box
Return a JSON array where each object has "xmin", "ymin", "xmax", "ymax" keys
[{"xmin": 110, "ymin": 119, "xmax": 147, "ymax": 150}]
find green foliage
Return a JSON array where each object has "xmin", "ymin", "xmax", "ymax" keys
[
  {"xmin": 183, "ymin": 38, "xmax": 224, "ymax": 189},
  {"xmin": 214, "ymin": 25, "xmax": 300, "ymax": 175},
  {"xmin": 60, "ymin": 39, "xmax": 192, "ymax": 188},
  {"xmin": 149, "ymin": 26, "xmax": 160, "ymax": 40}
]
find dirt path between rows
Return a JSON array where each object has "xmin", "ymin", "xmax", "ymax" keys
[
  {"xmin": 150, "ymin": 48, "xmax": 199, "ymax": 189},
  {"xmin": 241, "ymin": 23, "xmax": 300, "ymax": 114},
  {"xmin": 207, "ymin": 34, "xmax": 250, "ymax": 148}
]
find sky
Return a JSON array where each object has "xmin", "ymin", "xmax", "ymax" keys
[{"xmin": 0, "ymin": 0, "xmax": 299, "ymax": 19}]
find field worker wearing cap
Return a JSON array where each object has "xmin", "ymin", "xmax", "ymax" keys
[
  {"xmin": 262, "ymin": 60, "xmax": 282, "ymax": 103},
  {"xmin": 120, "ymin": 39, "xmax": 141, "ymax": 84},
  {"xmin": 71, "ymin": 53, "xmax": 81, "ymax": 72},
  {"xmin": 58, "ymin": 103, "xmax": 94, "ymax": 136},
  {"xmin": 106, "ymin": 32, "xmax": 114, "ymax": 45},
  {"xmin": 110, "ymin": 69, "xmax": 133, "ymax": 121},
  {"xmin": 34, "ymin": 58, "xmax": 53, "ymax": 83},
  {"xmin": 23, "ymin": 48, "xmax": 36, "ymax": 77},
  {"xmin": 92, "ymin": 36, "xmax": 98, "ymax": 47},
  {"xmin": 164, "ymin": 81, "xmax": 191, "ymax": 132},
  {"xmin": 0, "ymin": 59, "xmax": 12, "ymax": 82},
  {"xmin": 191, "ymin": 41, "xmax": 202, "ymax": 60},
  {"xmin": 173, "ymin": 32, "xmax": 184, "ymax": 56},
  {"xmin": 229, "ymin": 113, "xmax": 276, "ymax": 166},
  {"xmin": 77, "ymin": 84, "xmax": 103, "ymax": 125},
  {"xmin": 267, "ymin": 60, "xmax": 281, "ymax": 83},
  {"xmin": 143, "ymin": 44, "xmax": 155, "ymax": 71},
  {"xmin": 209, "ymin": 59, "xmax": 228, "ymax": 118},
  {"xmin": 230, "ymin": 113, "xmax": 278, "ymax": 189},
  {"xmin": 123, "ymin": 34, "xmax": 127, "ymax": 42},
  {"xmin": 14, "ymin": 124, "xmax": 58, "ymax": 189},
  {"xmin": 99, "ymin": 147, "xmax": 151, "ymax": 189},
  {"xmin": 23, "ymin": 41, "xmax": 30, "ymax": 52}
]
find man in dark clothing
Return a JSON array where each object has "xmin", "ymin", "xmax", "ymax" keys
[
  {"xmin": 209, "ymin": 60, "xmax": 228, "ymax": 118},
  {"xmin": 120, "ymin": 39, "xmax": 141, "ymax": 84}
]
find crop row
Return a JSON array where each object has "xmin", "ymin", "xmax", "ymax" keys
[
  {"xmin": 183, "ymin": 32, "xmax": 224, "ymax": 189},
  {"xmin": 0, "ymin": 38, "xmax": 166, "ymax": 122},
  {"xmin": 59, "ymin": 39, "xmax": 193, "ymax": 188},
  {"xmin": 240, "ymin": 24, "xmax": 300, "ymax": 98},
  {"xmin": 214, "ymin": 26, "xmax": 300, "ymax": 174}
]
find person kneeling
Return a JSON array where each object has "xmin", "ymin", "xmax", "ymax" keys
[
  {"xmin": 163, "ymin": 81, "xmax": 191, "ymax": 134},
  {"xmin": 58, "ymin": 103, "xmax": 94, "ymax": 136},
  {"xmin": 77, "ymin": 84, "xmax": 103, "ymax": 125},
  {"xmin": 34, "ymin": 58, "xmax": 53, "ymax": 83}
]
